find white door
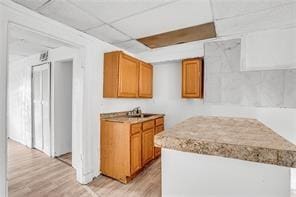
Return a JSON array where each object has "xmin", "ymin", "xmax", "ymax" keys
[{"xmin": 32, "ymin": 63, "xmax": 50, "ymax": 155}]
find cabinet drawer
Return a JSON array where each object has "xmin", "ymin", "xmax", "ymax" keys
[
  {"xmin": 155, "ymin": 125, "xmax": 164, "ymax": 133},
  {"xmin": 155, "ymin": 117, "xmax": 164, "ymax": 126},
  {"xmin": 143, "ymin": 120, "xmax": 154, "ymax": 131},
  {"xmin": 131, "ymin": 123, "xmax": 142, "ymax": 135}
]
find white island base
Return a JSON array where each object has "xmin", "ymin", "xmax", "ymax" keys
[{"xmin": 161, "ymin": 149, "xmax": 291, "ymax": 197}]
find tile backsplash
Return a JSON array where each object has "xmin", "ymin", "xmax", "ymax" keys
[{"xmin": 204, "ymin": 39, "xmax": 296, "ymax": 108}]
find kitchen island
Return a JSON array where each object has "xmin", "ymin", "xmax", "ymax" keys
[{"xmin": 155, "ymin": 116, "xmax": 296, "ymax": 197}]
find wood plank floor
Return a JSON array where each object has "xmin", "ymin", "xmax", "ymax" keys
[
  {"xmin": 8, "ymin": 140, "xmax": 90, "ymax": 197},
  {"xmin": 8, "ymin": 139, "xmax": 296, "ymax": 197},
  {"xmin": 8, "ymin": 139, "xmax": 161, "ymax": 197},
  {"xmin": 57, "ymin": 152, "xmax": 72, "ymax": 166}
]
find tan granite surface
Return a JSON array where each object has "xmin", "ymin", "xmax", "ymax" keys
[
  {"xmin": 155, "ymin": 116, "xmax": 296, "ymax": 168},
  {"xmin": 101, "ymin": 112, "xmax": 164, "ymax": 124}
]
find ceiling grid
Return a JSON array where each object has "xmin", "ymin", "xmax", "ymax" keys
[{"xmin": 10, "ymin": 0, "xmax": 296, "ymax": 54}]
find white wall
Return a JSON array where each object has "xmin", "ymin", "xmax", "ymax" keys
[
  {"xmin": 7, "ymin": 60, "xmax": 31, "ymax": 146},
  {"xmin": 0, "ymin": 15, "xmax": 8, "ymax": 197},
  {"xmin": 53, "ymin": 60, "xmax": 73, "ymax": 157},
  {"xmin": 242, "ymin": 27, "xmax": 296, "ymax": 71}
]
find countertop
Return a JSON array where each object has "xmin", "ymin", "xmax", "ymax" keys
[
  {"xmin": 101, "ymin": 112, "xmax": 164, "ymax": 124},
  {"xmin": 155, "ymin": 116, "xmax": 296, "ymax": 168}
]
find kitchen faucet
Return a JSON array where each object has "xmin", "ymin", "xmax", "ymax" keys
[{"xmin": 128, "ymin": 107, "xmax": 142, "ymax": 117}]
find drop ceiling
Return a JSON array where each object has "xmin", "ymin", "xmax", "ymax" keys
[
  {"xmin": 12, "ymin": 0, "xmax": 296, "ymax": 54},
  {"xmin": 8, "ymin": 24, "xmax": 69, "ymax": 62}
]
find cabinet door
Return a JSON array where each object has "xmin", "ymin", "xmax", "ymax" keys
[
  {"xmin": 139, "ymin": 62, "xmax": 153, "ymax": 98},
  {"xmin": 118, "ymin": 54, "xmax": 139, "ymax": 97},
  {"xmin": 154, "ymin": 125, "xmax": 164, "ymax": 157},
  {"xmin": 142, "ymin": 128, "xmax": 154, "ymax": 166},
  {"xmin": 182, "ymin": 58, "xmax": 203, "ymax": 98},
  {"xmin": 130, "ymin": 133, "xmax": 142, "ymax": 175}
]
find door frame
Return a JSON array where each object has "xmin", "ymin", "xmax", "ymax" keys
[{"xmin": 31, "ymin": 62, "xmax": 52, "ymax": 156}]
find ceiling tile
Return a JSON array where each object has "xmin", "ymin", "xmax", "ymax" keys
[
  {"xmin": 38, "ymin": 0, "xmax": 103, "ymax": 31},
  {"xmin": 86, "ymin": 25, "xmax": 130, "ymax": 43},
  {"xmin": 68, "ymin": 0, "xmax": 175, "ymax": 23},
  {"xmin": 12, "ymin": 0, "xmax": 48, "ymax": 10},
  {"xmin": 212, "ymin": 0, "xmax": 294, "ymax": 20},
  {"xmin": 114, "ymin": 40, "xmax": 150, "ymax": 54},
  {"xmin": 215, "ymin": 2, "xmax": 296, "ymax": 36},
  {"xmin": 112, "ymin": 0, "xmax": 213, "ymax": 38}
]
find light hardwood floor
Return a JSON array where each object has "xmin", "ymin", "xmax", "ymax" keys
[
  {"xmin": 8, "ymin": 140, "xmax": 90, "ymax": 197},
  {"xmin": 8, "ymin": 139, "xmax": 161, "ymax": 197},
  {"xmin": 8, "ymin": 139, "xmax": 296, "ymax": 197},
  {"xmin": 57, "ymin": 152, "xmax": 72, "ymax": 166}
]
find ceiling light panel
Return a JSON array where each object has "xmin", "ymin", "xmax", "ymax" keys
[
  {"xmin": 112, "ymin": 0, "xmax": 213, "ymax": 38},
  {"xmin": 212, "ymin": 0, "xmax": 294, "ymax": 20},
  {"xmin": 215, "ymin": 2, "xmax": 296, "ymax": 36},
  {"xmin": 86, "ymin": 25, "xmax": 130, "ymax": 43},
  {"xmin": 12, "ymin": 0, "xmax": 49, "ymax": 10},
  {"xmin": 137, "ymin": 22, "xmax": 216, "ymax": 49},
  {"xmin": 68, "ymin": 0, "xmax": 175, "ymax": 23},
  {"xmin": 38, "ymin": 0, "xmax": 103, "ymax": 31}
]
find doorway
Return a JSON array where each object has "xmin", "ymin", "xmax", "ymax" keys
[
  {"xmin": 6, "ymin": 23, "xmax": 80, "ymax": 196},
  {"xmin": 52, "ymin": 59, "xmax": 73, "ymax": 166},
  {"xmin": 32, "ymin": 63, "xmax": 51, "ymax": 155}
]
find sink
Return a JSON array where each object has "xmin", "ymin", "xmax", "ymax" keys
[
  {"xmin": 127, "ymin": 113, "xmax": 155, "ymax": 118},
  {"xmin": 142, "ymin": 113, "xmax": 155, "ymax": 118}
]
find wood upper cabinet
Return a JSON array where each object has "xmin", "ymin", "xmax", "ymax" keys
[
  {"xmin": 139, "ymin": 62, "xmax": 153, "ymax": 98},
  {"xmin": 182, "ymin": 58, "xmax": 203, "ymax": 98},
  {"xmin": 118, "ymin": 53, "xmax": 139, "ymax": 97},
  {"xmin": 103, "ymin": 51, "xmax": 153, "ymax": 98}
]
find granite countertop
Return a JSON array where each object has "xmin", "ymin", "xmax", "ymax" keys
[
  {"xmin": 155, "ymin": 116, "xmax": 296, "ymax": 168},
  {"xmin": 101, "ymin": 112, "xmax": 164, "ymax": 124}
]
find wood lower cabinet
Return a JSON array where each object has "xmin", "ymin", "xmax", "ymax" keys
[
  {"xmin": 103, "ymin": 51, "xmax": 153, "ymax": 98},
  {"xmin": 100, "ymin": 121, "xmax": 131, "ymax": 183},
  {"xmin": 100, "ymin": 116, "xmax": 165, "ymax": 183},
  {"xmin": 130, "ymin": 132, "xmax": 141, "ymax": 175},
  {"xmin": 154, "ymin": 117, "xmax": 164, "ymax": 158},
  {"xmin": 182, "ymin": 58, "xmax": 203, "ymax": 98},
  {"xmin": 142, "ymin": 128, "xmax": 154, "ymax": 166}
]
